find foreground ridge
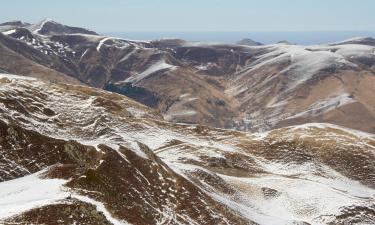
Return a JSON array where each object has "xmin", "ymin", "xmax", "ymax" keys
[{"xmin": 0, "ymin": 74, "xmax": 374, "ymax": 224}]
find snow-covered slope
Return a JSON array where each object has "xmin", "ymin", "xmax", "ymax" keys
[
  {"xmin": 227, "ymin": 42, "xmax": 375, "ymax": 132},
  {"xmin": 0, "ymin": 74, "xmax": 374, "ymax": 224},
  {"xmin": 0, "ymin": 168, "xmax": 67, "ymax": 219}
]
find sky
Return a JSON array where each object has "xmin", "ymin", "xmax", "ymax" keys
[{"xmin": 1, "ymin": 0, "xmax": 375, "ymax": 32}]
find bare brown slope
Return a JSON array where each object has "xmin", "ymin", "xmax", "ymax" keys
[
  {"xmin": 134, "ymin": 68, "xmax": 239, "ymax": 128},
  {"xmin": 0, "ymin": 33, "xmax": 82, "ymax": 84},
  {"xmin": 274, "ymin": 70, "xmax": 375, "ymax": 132}
]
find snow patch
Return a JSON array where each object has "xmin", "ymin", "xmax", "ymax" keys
[
  {"xmin": 2, "ymin": 29, "xmax": 16, "ymax": 35},
  {"xmin": 0, "ymin": 167, "xmax": 130, "ymax": 224},
  {"xmin": 0, "ymin": 169, "xmax": 68, "ymax": 219}
]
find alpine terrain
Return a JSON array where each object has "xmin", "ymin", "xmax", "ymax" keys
[{"xmin": 0, "ymin": 19, "xmax": 374, "ymax": 225}]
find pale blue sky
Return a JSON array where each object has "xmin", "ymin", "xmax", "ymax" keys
[{"xmin": 1, "ymin": 0, "xmax": 375, "ymax": 32}]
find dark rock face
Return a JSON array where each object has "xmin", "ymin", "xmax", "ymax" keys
[{"xmin": 105, "ymin": 83, "xmax": 161, "ymax": 108}]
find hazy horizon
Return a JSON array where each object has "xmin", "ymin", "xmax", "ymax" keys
[
  {"xmin": 2, "ymin": 0, "xmax": 375, "ymax": 45},
  {"xmin": 103, "ymin": 31, "xmax": 375, "ymax": 45},
  {"xmin": 2, "ymin": 17, "xmax": 375, "ymax": 45},
  {"xmin": 1, "ymin": 0, "xmax": 375, "ymax": 33}
]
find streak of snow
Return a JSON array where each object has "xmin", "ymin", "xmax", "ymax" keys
[
  {"xmin": 32, "ymin": 19, "xmax": 53, "ymax": 34},
  {"xmin": 0, "ymin": 73, "xmax": 36, "ymax": 81},
  {"xmin": 164, "ymin": 110, "xmax": 197, "ymax": 120},
  {"xmin": 72, "ymin": 194, "xmax": 131, "ymax": 225},
  {"xmin": 97, "ymin": 37, "xmax": 111, "ymax": 52},
  {"xmin": 124, "ymin": 60, "xmax": 177, "ymax": 84},
  {"xmin": 79, "ymin": 48, "xmax": 90, "ymax": 61},
  {"xmin": 119, "ymin": 48, "xmax": 138, "ymax": 63},
  {"xmin": 287, "ymin": 93, "xmax": 356, "ymax": 119}
]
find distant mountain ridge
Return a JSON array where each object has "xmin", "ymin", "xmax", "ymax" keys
[
  {"xmin": 236, "ymin": 38, "xmax": 263, "ymax": 46},
  {"xmin": 1, "ymin": 19, "xmax": 375, "ymax": 134}
]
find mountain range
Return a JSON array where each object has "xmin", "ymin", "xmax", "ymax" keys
[
  {"xmin": 0, "ymin": 19, "xmax": 375, "ymax": 225},
  {"xmin": 1, "ymin": 19, "xmax": 375, "ymax": 133}
]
